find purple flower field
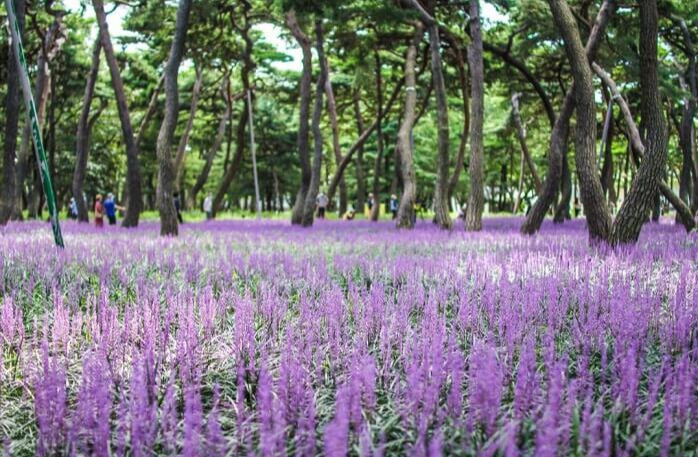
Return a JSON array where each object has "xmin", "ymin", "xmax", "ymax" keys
[{"xmin": 1, "ymin": 218, "xmax": 697, "ymax": 456}]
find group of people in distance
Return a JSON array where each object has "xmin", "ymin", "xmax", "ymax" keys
[
  {"xmin": 317, "ymin": 191, "xmax": 405, "ymax": 222},
  {"xmin": 68, "ymin": 192, "xmax": 184, "ymax": 227}
]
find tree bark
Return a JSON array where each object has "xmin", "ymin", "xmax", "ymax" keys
[
  {"xmin": 174, "ymin": 64, "xmax": 204, "ymax": 191},
  {"xmin": 190, "ymin": 86, "xmax": 231, "ymax": 209},
  {"xmin": 600, "ymin": 89, "xmax": 616, "ymax": 203},
  {"xmin": 511, "ymin": 93, "xmax": 542, "ymax": 194},
  {"xmin": 135, "ymin": 75, "xmax": 164, "ymax": 147},
  {"xmin": 668, "ymin": 16, "xmax": 698, "ymax": 214},
  {"xmin": 429, "ymin": 23, "xmax": 452, "ymax": 229},
  {"xmin": 72, "ymin": 37, "xmax": 101, "ymax": 222},
  {"xmin": 301, "ymin": 20, "xmax": 327, "ymax": 227},
  {"xmin": 94, "ymin": 0, "xmax": 142, "ymax": 227},
  {"xmin": 212, "ymin": 6, "xmax": 254, "ymax": 216},
  {"xmin": 522, "ymin": 0, "xmax": 614, "ymax": 235},
  {"xmin": 447, "ymin": 46, "xmax": 469, "ymax": 204},
  {"xmin": 0, "ymin": 0, "xmax": 25, "ymax": 224},
  {"xmin": 407, "ymin": 2, "xmax": 451, "ymax": 228},
  {"xmin": 607, "ymin": 0, "xmax": 670, "ymax": 243},
  {"xmin": 465, "ymin": 0, "xmax": 486, "ymax": 231},
  {"xmin": 396, "ymin": 23, "xmax": 424, "ymax": 229},
  {"xmin": 353, "ymin": 90, "xmax": 366, "ymax": 213},
  {"xmin": 325, "ymin": 78, "xmax": 404, "ymax": 206},
  {"xmin": 593, "ymin": 63, "xmax": 694, "ymax": 232},
  {"xmin": 14, "ymin": 14, "xmax": 65, "ymax": 220},
  {"xmin": 548, "ymin": 0, "xmax": 610, "ymax": 242},
  {"xmin": 323, "ymin": 57, "xmax": 347, "ymax": 215},
  {"xmin": 286, "ymin": 9, "xmax": 313, "ymax": 225},
  {"xmin": 553, "ymin": 146, "xmax": 573, "ymax": 222},
  {"xmin": 155, "ymin": 0, "xmax": 192, "ymax": 236},
  {"xmin": 370, "ymin": 50, "xmax": 385, "ymax": 222}
]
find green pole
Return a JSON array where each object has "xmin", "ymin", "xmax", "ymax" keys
[{"xmin": 5, "ymin": 0, "xmax": 64, "ymax": 247}]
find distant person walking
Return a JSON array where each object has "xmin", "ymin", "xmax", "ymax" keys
[
  {"xmin": 94, "ymin": 194, "xmax": 104, "ymax": 228},
  {"xmin": 367, "ymin": 193, "xmax": 375, "ymax": 212},
  {"xmin": 317, "ymin": 191, "xmax": 329, "ymax": 219},
  {"xmin": 69, "ymin": 198, "xmax": 78, "ymax": 220},
  {"xmin": 103, "ymin": 193, "xmax": 124, "ymax": 225},
  {"xmin": 389, "ymin": 194, "xmax": 399, "ymax": 219},
  {"xmin": 174, "ymin": 192, "xmax": 183, "ymax": 224},
  {"xmin": 203, "ymin": 193, "xmax": 213, "ymax": 220}
]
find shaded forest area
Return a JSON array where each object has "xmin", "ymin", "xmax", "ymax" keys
[{"xmin": 0, "ymin": 0, "xmax": 696, "ymax": 245}]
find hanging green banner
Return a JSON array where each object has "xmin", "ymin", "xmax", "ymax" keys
[{"xmin": 5, "ymin": 0, "xmax": 64, "ymax": 248}]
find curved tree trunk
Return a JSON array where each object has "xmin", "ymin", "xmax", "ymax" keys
[
  {"xmin": 155, "ymin": 0, "xmax": 193, "ymax": 236},
  {"xmin": 73, "ymin": 37, "xmax": 102, "ymax": 222},
  {"xmin": 174, "ymin": 64, "xmax": 204, "ymax": 191},
  {"xmin": 0, "ymin": 0, "xmax": 25, "ymax": 224},
  {"xmin": 548, "ymin": 0, "xmax": 610, "ymax": 242},
  {"xmin": 593, "ymin": 63, "xmax": 694, "ymax": 232},
  {"xmin": 522, "ymin": 0, "xmax": 614, "ymax": 235},
  {"xmin": 324, "ymin": 58, "xmax": 347, "ymax": 215},
  {"xmin": 396, "ymin": 23, "xmax": 424, "ymax": 229},
  {"xmin": 610, "ymin": 1, "xmax": 673, "ymax": 243},
  {"xmin": 94, "ymin": 0, "xmax": 142, "ymax": 227},
  {"xmin": 286, "ymin": 10, "xmax": 313, "ymax": 225},
  {"xmin": 465, "ymin": 0, "xmax": 486, "ymax": 231},
  {"xmin": 301, "ymin": 20, "xmax": 327, "ymax": 227},
  {"xmin": 325, "ymin": 78, "xmax": 404, "ymax": 206}
]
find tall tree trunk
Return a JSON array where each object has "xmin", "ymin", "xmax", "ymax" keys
[
  {"xmin": 174, "ymin": 64, "xmax": 204, "ymax": 191},
  {"xmin": 396, "ymin": 23, "xmax": 424, "ymax": 229},
  {"xmin": 324, "ymin": 58, "xmax": 347, "ymax": 215},
  {"xmin": 511, "ymin": 93, "xmax": 543, "ymax": 194},
  {"xmin": 447, "ymin": 47, "xmax": 469, "ymax": 205},
  {"xmin": 190, "ymin": 79, "xmax": 232, "ymax": 209},
  {"xmin": 155, "ymin": 0, "xmax": 192, "ymax": 236},
  {"xmin": 429, "ymin": 23, "xmax": 452, "ymax": 229},
  {"xmin": 353, "ymin": 90, "xmax": 366, "ymax": 213},
  {"xmin": 522, "ymin": 0, "xmax": 614, "ymax": 234},
  {"xmin": 0, "ymin": 0, "xmax": 25, "ymax": 224},
  {"xmin": 72, "ymin": 37, "xmax": 101, "ymax": 222},
  {"xmin": 14, "ymin": 15, "xmax": 65, "ymax": 220},
  {"xmin": 594, "ymin": 63, "xmax": 695, "ymax": 232},
  {"xmin": 301, "ymin": 20, "xmax": 327, "ymax": 227},
  {"xmin": 370, "ymin": 50, "xmax": 384, "ymax": 222},
  {"xmin": 407, "ymin": 1, "xmax": 451, "ymax": 228},
  {"xmin": 609, "ymin": 0, "xmax": 670, "ymax": 244},
  {"xmin": 286, "ymin": 10, "xmax": 313, "ymax": 225},
  {"xmin": 212, "ymin": 7, "xmax": 253, "ymax": 216},
  {"xmin": 94, "ymin": 0, "xmax": 142, "ymax": 227},
  {"xmin": 548, "ymin": 0, "xmax": 610, "ymax": 242},
  {"xmin": 677, "ymin": 80, "xmax": 695, "ymax": 215},
  {"xmin": 465, "ymin": 0, "xmax": 486, "ymax": 231}
]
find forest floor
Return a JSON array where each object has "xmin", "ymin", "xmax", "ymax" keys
[{"xmin": 1, "ymin": 218, "xmax": 697, "ymax": 455}]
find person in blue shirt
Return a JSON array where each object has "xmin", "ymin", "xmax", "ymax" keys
[{"xmin": 103, "ymin": 193, "xmax": 123, "ymax": 225}]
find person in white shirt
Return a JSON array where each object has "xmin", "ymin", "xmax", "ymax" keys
[
  {"xmin": 316, "ymin": 192, "xmax": 329, "ymax": 219},
  {"xmin": 203, "ymin": 194, "xmax": 213, "ymax": 220}
]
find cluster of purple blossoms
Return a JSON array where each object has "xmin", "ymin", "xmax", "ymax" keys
[{"xmin": 0, "ymin": 217, "xmax": 697, "ymax": 455}]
